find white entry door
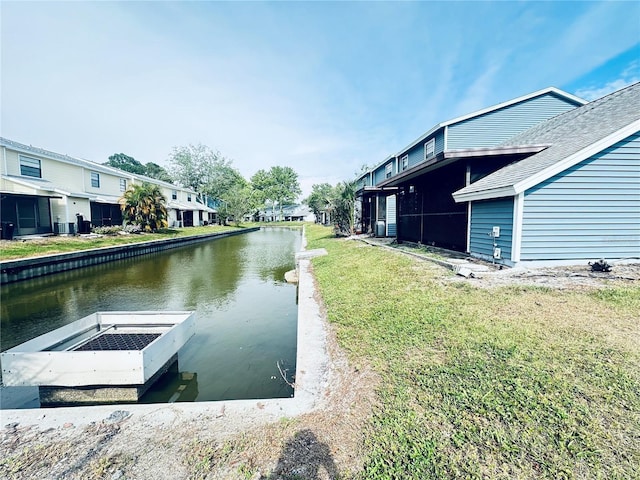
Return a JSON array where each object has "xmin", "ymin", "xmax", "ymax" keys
[{"xmin": 386, "ymin": 194, "xmax": 396, "ymax": 237}]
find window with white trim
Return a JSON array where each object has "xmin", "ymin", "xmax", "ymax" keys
[
  {"xmin": 19, "ymin": 155, "xmax": 42, "ymax": 178},
  {"xmin": 120, "ymin": 178, "xmax": 127, "ymax": 192},
  {"xmin": 401, "ymin": 155, "xmax": 409, "ymax": 171},
  {"xmin": 424, "ymin": 138, "xmax": 435, "ymax": 160},
  {"xmin": 385, "ymin": 163, "xmax": 393, "ymax": 178},
  {"xmin": 187, "ymin": 193, "xmax": 192, "ymax": 202},
  {"xmin": 172, "ymin": 190, "xmax": 177, "ymax": 200},
  {"xmin": 91, "ymin": 172, "xmax": 100, "ymax": 188}
]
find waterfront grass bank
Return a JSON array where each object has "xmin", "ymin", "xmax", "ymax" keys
[
  {"xmin": 306, "ymin": 224, "xmax": 640, "ymax": 478},
  {"xmin": 0, "ymin": 225, "xmax": 244, "ymax": 261}
]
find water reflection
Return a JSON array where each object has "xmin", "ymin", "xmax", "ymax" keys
[
  {"xmin": 141, "ymin": 370, "xmax": 199, "ymax": 403},
  {"xmin": 1, "ymin": 228, "xmax": 302, "ymax": 408}
]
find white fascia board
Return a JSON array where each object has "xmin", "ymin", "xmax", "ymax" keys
[
  {"xmin": 1, "ymin": 175, "xmax": 41, "ymax": 192},
  {"xmin": 513, "ymin": 119, "xmax": 640, "ymax": 194},
  {"xmin": 452, "ymin": 185, "xmax": 516, "ymax": 203},
  {"xmin": 65, "ymin": 191, "xmax": 95, "ymax": 199},
  {"xmin": 52, "ymin": 188, "xmax": 75, "ymax": 196},
  {"xmin": 444, "ymin": 125, "xmax": 449, "ymax": 151}
]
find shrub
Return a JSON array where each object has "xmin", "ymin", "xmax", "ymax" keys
[
  {"xmin": 91, "ymin": 226, "xmax": 123, "ymax": 235},
  {"xmin": 123, "ymin": 224, "xmax": 142, "ymax": 234}
]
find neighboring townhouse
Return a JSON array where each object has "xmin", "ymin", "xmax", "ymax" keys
[
  {"xmin": 452, "ymin": 82, "xmax": 640, "ymax": 266},
  {"xmin": 257, "ymin": 204, "xmax": 314, "ymax": 222},
  {"xmin": 154, "ymin": 177, "xmax": 217, "ymax": 228},
  {"xmin": 356, "ymin": 82, "xmax": 640, "ymax": 266},
  {"xmin": 0, "ymin": 138, "xmax": 212, "ymax": 237},
  {"xmin": 356, "ymin": 87, "xmax": 586, "ymax": 244},
  {"xmin": 356, "ymin": 87, "xmax": 586, "ymax": 245}
]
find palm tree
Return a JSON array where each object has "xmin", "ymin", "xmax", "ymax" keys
[
  {"xmin": 329, "ymin": 181, "xmax": 356, "ymax": 236},
  {"xmin": 119, "ymin": 182, "xmax": 168, "ymax": 232}
]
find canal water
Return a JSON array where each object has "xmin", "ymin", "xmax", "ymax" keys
[{"xmin": 0, "ymin": 227, "xmax": 302, "ymax": 409}]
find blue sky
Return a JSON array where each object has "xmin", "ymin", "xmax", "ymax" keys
[{"xmin": 2, "ymin": 1, "xmax": 638, "ymax": 197}]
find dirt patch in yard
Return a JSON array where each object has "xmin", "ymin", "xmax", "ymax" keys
[{"xmin": 452, "ymin": 261, "xmax": 640, "ymax": 290}]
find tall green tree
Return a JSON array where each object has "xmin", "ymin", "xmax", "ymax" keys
[
  {"xmin": 105, "ymin": 153, "xmax": 146, "ymax": 175},
  {"xmin": 219, "ymin": 184, "xmax": 261, "ymax": 226},
  {"xmin": 168, "ymin": 144, "xmax": 244, "ymax": 199},
  {"xmin": 251, "ymin": 166, "xmax": 301, "ymax": 220},
  {"xmin": 304, "ymin": 183, "xmax": 334, "ymax": 223},
  {"xmin": 119, "ymin": 182, "xmax": 168, "ymax": 232},
  {"xmin": 144, "ymin": 162, "xmax": 173, "ymax": 183},
  {"xmin": 105, "ymin": 153, "xmax": 174, "ymax": 183},
  {"xmin": 251, "ymin": 169, "xmax": 275, "ymax": 218}
]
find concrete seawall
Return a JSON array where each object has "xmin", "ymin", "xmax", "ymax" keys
[{"xmin": 0, "ymin": 227, "xmax": 260, "ymax": 285}]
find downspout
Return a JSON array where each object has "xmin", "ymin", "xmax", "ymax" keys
[
  {"xmin": 2, "ymin": 146, "xmax": 7, "ymax": 174},
  {"xmin": 64, "ymin": 195, "xmax": 70, "ymax": 229},
  {"xmin": 420, "ymin": 185, "xmax": 424, "ymax": 244},
  {"xmin": 512, "ymin": 193, "xmax": 524, "ymax": 264},
  {"xmin": 465, "ymin": 164, "xmax": 471, "ymax": 253}
]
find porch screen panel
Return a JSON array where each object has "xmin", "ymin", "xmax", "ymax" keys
[{"xmin": 16, "ymin": 198, "xmax": 37, "ymax": 228}]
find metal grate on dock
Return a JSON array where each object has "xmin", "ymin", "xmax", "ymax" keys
[{"xmin": 73, "ymin": 333, "xmax": 161, "ymax": 351}]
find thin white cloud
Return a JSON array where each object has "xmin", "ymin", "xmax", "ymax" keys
[
  {"xmin": 454, "ymin": 57, "xmax": 507, "ymax": 117},
  {"xmin": 576, "ymin": 78, "xmax": 639, "ymax": 102},
  {"xmin": 575, "ymin": 59, "xmax": 640, "ymax": 101}
]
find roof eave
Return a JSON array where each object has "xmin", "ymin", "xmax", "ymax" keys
[
  {"xmin": 379, "ymin": 145, "xmax": 546, "ymax": 188},
  {"xmin": 452, "ymin": 186, "xmax": 517, "ymax": 203},
  {"xmin": 453, "ymin": 119, "xmax": 640, "ymax": 202}
]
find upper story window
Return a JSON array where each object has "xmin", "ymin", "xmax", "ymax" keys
[
  {"xmin": 120, "ymin": 178, "xmax": 127, "ymax": 192},
  {"xmin": 187, "ymin": 193, "xmax": 192, "ymax": 202},
  {"xmin": 91, "ymin": 172, "xmax": 100, "ymax": 188},
  {"xmin": 19, "ymin": 155, "xmax": 42, "ymax": 178},
  {"xmin": 424, "ymin": 138, "xmax": 435, "ymax": 160},
  {"xmin": 385, "ymin": 163, "xmax": 393, "ymax": 179},
  {"xmin": 172, "ymin": 190, "xmax": 177, "ymax": 200},
  {"xmin": 401, "ymin": 155, "xmax": 409, "ymax": 171}
]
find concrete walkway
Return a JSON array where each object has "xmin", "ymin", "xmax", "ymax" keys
[{"xmin": 357, "ymin": 235, "xmax": 497, "ymax": 278}]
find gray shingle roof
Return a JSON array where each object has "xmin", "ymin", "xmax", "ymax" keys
[{"xmin": 453, "ymin": 82, "xmax": 640, "ymax": 199}]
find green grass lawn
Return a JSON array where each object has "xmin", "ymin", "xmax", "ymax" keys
[
  {"xmin": 0, "ymin": 225, "xmax": 243, "ymax": 261},
  {"xmin": 306, "ymin": 224, "xmax": 640, "ymax": 479}
]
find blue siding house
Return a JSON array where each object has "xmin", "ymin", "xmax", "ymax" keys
[
  {"xmin": 453, "ymin": 82, "xmax": 640, "ymax": 265},
  {"xmin": 356, "ymin": 87, "xmax": 585, "ymax": 246}
]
